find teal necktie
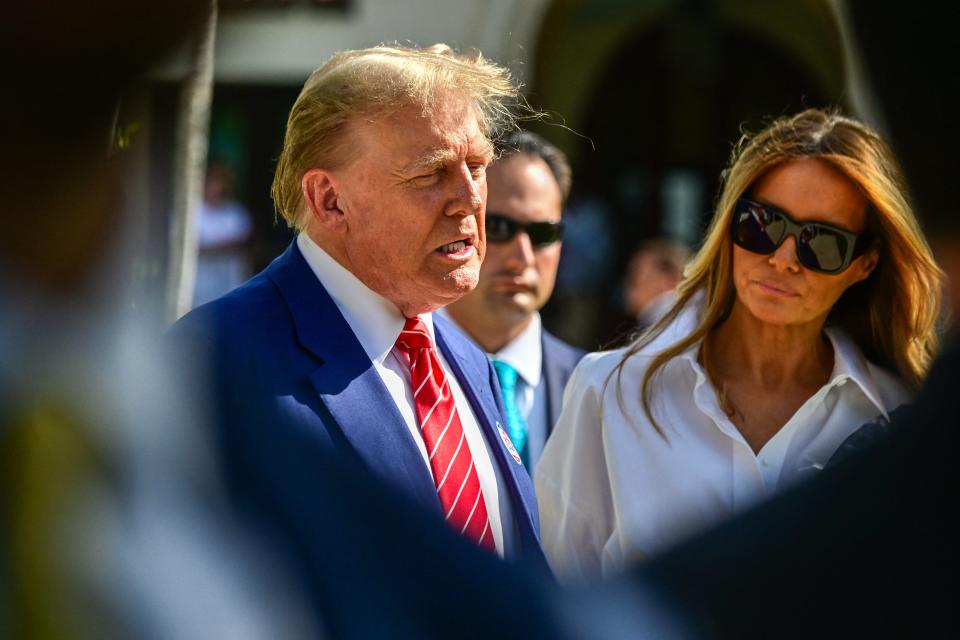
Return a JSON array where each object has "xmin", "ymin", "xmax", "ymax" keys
[{"xmin": 492, "ymin": 360, "xmax": 528, "ymax": 468}]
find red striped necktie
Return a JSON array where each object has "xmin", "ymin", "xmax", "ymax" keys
[{"xmin": 394, "ymin": 317, "xmax": 496, "ymax": 553}]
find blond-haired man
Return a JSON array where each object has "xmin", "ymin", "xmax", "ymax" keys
[{"xmin": 168, "ymin": 45, "xmax": 550, "ymax": 615}]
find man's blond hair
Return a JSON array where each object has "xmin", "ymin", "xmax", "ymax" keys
[{"xmin": 272, "ymin": 43, "xmax": 517, "ymax": 230}]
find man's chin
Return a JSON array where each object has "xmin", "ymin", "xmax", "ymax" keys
[
  {"xmin": 388, "ymin": 267, "xmax": 481, "ymax": 316},
  {"xmin": 395, "ymin": 294, "xmax": 461, "ymax": 317},
  {"xmin": 488, "ymin": 291, "xmax": 536, "ymax": 317},
  {"xmin": 406, "ymin": 277, "xmax": 477, "ymax": 315},
  {"xmin": 444, "ymin": 264, "xmax": 480, "ymax": 293}
]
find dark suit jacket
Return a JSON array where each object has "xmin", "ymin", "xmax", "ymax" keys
[
  {"xmin": 541, "ymin": 330, "xmax": 585, "ymax": 436},
  {"xmin": 167, "ymin": 241, "xmax": 552, "ymax": 634}
]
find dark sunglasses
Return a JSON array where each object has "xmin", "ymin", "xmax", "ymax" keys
[
  {"xmin": 485, "ymin": 213, "xmax": 564, "ymax": 247},
  {"xmin": 731, "ymin": 198, "xmax": 872, "ymax": 274}
]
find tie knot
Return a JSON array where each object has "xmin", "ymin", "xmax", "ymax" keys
[
  {"xmin": 395, "ymin": 317, "xmax": 434, "ymax": 354},
  {"xmin": 492, "ymin": 360, "xmax": 519, "ymax": 392}
]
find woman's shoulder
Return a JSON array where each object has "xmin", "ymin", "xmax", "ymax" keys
[
  {"xmin": 568, "ymin": 346, "xmax": 658, "ymax": 390},
  {"xmin": 575, "ymin": 348, "xmax": 631, "ymax": 373}
]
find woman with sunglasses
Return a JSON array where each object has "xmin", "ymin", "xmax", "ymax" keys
[{"xmin": 535, "ymin": 108, "xmax": 943, "ymax": 581}]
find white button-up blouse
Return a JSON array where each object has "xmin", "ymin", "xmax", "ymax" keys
[{"xmin": 534, "ymin": 301, "xmax": 911, "ymax": 582}]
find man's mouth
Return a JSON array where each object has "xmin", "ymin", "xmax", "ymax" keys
[
  {"xmin": 438, "ymin": 240, "xmax": 468, "ymax": 253},
  {"xmin": 491, "ymin": 275, "xmax": 535, "ymax": 294},
  {"xmin": 436, "ymin": 237, "xmax": 475, "ymax": 258}
]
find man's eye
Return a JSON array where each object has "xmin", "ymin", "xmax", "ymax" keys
[
  {"xmin": 412, "ymin": 171, "xmax": 440, "ymax": 183},
  {"xmin": 468, "ymin": 164, "xmax": 486, "ymax": 178}
]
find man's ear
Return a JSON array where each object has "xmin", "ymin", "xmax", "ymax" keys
[{"xmin": 302, "ymin": 168, "xmax": 346, "ymax": 232}]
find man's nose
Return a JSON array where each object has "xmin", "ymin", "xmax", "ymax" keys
[
  {"xmin": 768, "ymin": 235, "xmax": 802, "ymax": 272},
  {"xmin": 445, "ymin": 164, "xmax": 484, "ymax": 217},
  {"xmin": 503, "ymin": 228, "xmax": 537, "ymax": 269}
]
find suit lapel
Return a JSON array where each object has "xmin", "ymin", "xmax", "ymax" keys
[
  {"xmin": 434, "ymin": 318, "xmax": 543, "ymax": 544},
  {"xmin": 266, "ymin": 242, "xmax": 440, "ymax": 514}
]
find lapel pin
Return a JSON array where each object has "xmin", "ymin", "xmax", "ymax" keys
[{"xmin": 497, "ymin": 425, "xmax": 523, "ymax": 465}]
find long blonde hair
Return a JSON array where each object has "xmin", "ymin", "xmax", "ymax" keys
[{"xmin": 613, "ymin": 108, "xmax": 943, "ymax": 437}]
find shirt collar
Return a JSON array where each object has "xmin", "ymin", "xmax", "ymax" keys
[
  {"xmin": 490, "ymin": 313, "xmax": 543, "ymax": 387},
  {"xmin": 822, "ymin": 325, "xmax": 892, "ymax": 417},
  {"xmin": 296, "ymin": 233, "xmax": 435, "ymax": 363},
  {"xmin": 668, "ymin": 297, "xmax": 893, "ymax": 419}
]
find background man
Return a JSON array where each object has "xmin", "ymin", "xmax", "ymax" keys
[
  {"xmin": 168, "ymin": 44, "xmax": 551, "ymax": 632},
  {"xmin": 444, "ymin": 131, "xmax": 584, "ymax": 472}
]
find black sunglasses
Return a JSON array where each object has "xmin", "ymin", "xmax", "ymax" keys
[
  {"xmin": 485, "ymin": 213, "xmax": 564, "ymax": 247},
  {"xmin": 731, "ymin": 198, "xmax": 872, "ymax": 274}
]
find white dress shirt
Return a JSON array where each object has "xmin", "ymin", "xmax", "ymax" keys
[
  {"xmin": 535, "ymin": 299, "xmax": 911, "ymax": 582},
  {"xmin": 297, "ymin": 233, "xmax": 516, "ymax": 557}
]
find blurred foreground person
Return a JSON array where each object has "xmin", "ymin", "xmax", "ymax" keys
[
  {"xmin": 537, "ymin": 108, "xmax": 943, "ymax": 580},
  {"xmin": 623, "ymin": 238, "xmax": 691, "ymax": 330},
  {"xmin": 444, "ymin": 131, "xmax": 584, "ymax": 472},
  {"xmin": 0, "ymin": 3, "xmax": 317, "ymax": 639}
]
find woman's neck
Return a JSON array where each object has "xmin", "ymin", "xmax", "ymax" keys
[{"xmin": 707, "ymin": 303, "xmax": 834, "ymax": 391}]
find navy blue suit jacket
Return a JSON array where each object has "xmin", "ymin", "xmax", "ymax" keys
[
  {"xmin": 541, "ymin": 330, "xmax": 585, "ymax": 436},
  {"xmin": 167, "ymin": 242, "xmax": 550, "ymax": 621}
]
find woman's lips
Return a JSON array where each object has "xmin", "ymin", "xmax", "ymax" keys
[{"xmin": 754, "ymin": 279, "xmax": 799, "ymax": 297}]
